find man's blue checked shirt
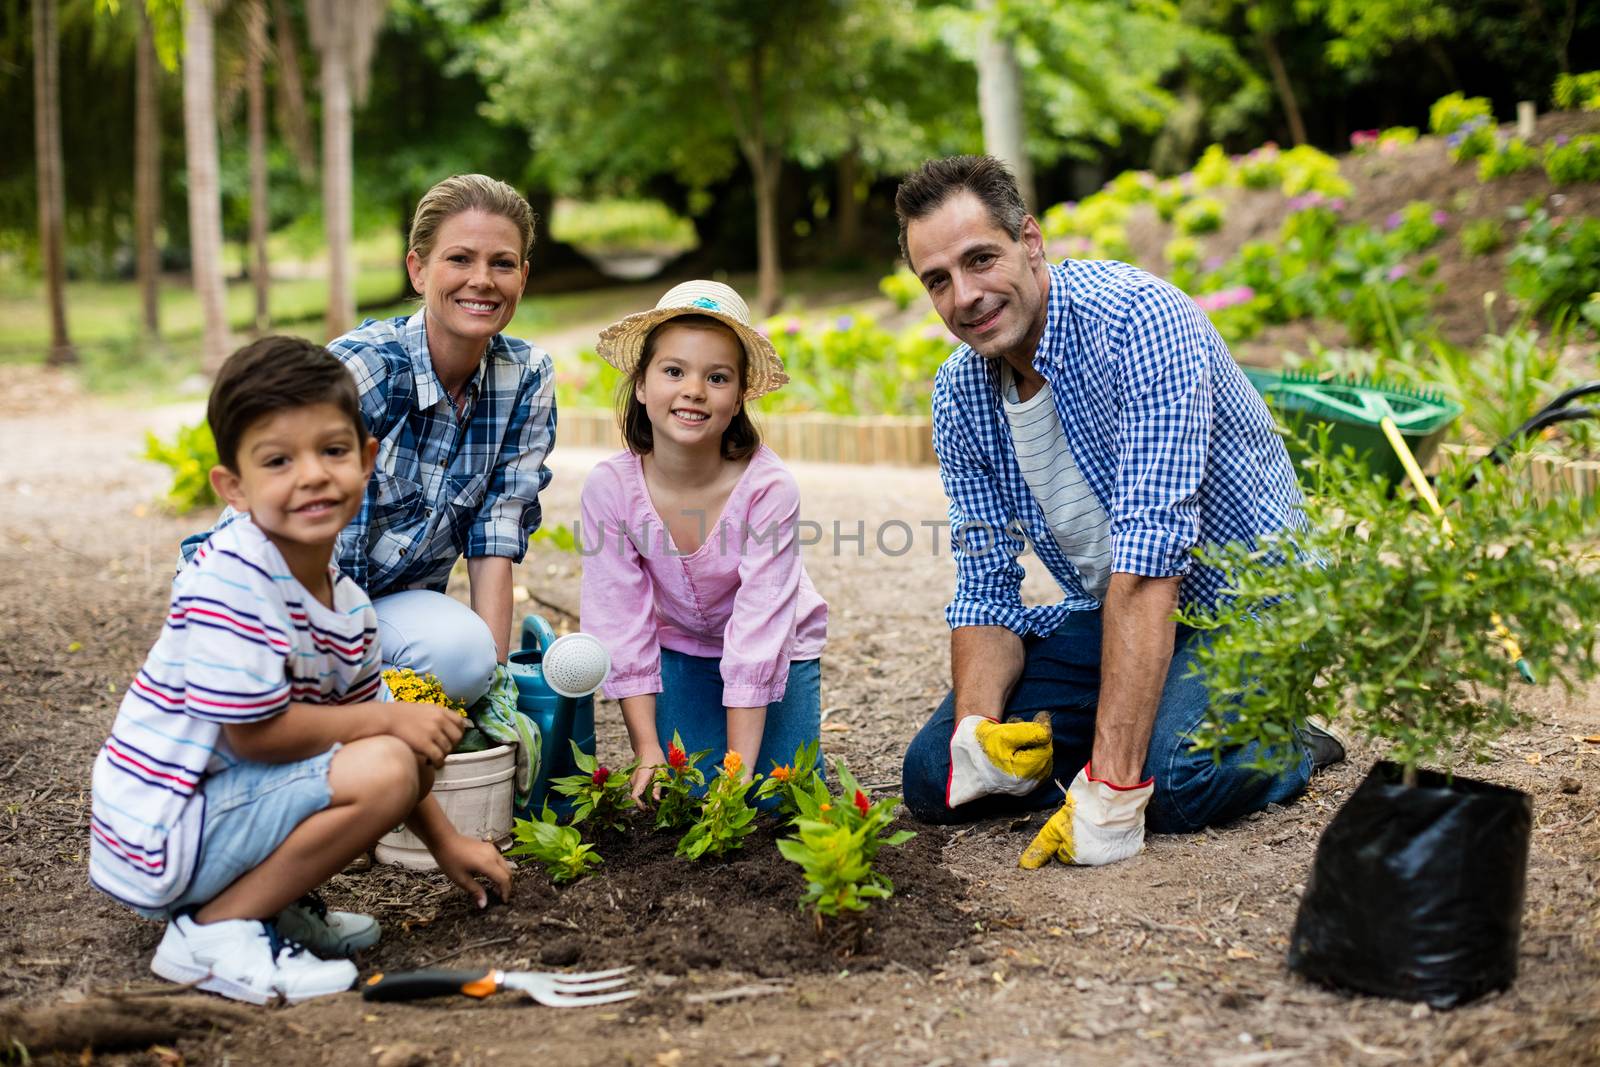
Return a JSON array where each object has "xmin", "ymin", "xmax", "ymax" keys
[{"xmin": 932, "ymin": 259, "xmax": 1303, "ymax": 635}]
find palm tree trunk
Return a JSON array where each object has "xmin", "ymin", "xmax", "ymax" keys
[
  {"xmin": 33, "ymin": 0, "xmax": 74, "ymax": 365},
  {"xmin": 246, "ymin": 0, "xmax": 271, "ymax": 334},
  {"xmin": 183, "ymin": 0, "xmax": 231, "ymax": 371},
  {"xmin": 975, "ymin": 0, "xmax": 1034, "ymax": 211},
  {"xmin": 135, "ymin": 5, "xmax": 161, "ymax": 341},
  {"xmin": 319, "ymin": 31, "xmax": 354, "ymax": 339},
  {"xmin": 271, "ymin": 0, "xmax": 316, "ymax": 181}
]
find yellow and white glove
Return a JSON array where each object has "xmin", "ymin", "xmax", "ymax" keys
[
  {"xmin": 1019, "ymin": 763, "xmax": 1154, "ymax": 868},
  {"xmin": 946, "ymin": 713, "xmax": 1053, "ymax": 808}
]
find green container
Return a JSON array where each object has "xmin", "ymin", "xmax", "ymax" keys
[{"xmin": 1241, "ymin": 367, "xmax": 1462, "ymax": 484}]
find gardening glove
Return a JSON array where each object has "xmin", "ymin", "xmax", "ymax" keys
[
  {"xmin": 1019, "ymin": 763, "xmax": 1153, "ymax": 868},
  {"xmin": 946, "ymin": 712, "xmax": 1053, "ymax": 808}
]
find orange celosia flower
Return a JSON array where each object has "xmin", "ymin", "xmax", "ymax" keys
[
  {"xmin": 819, "ymin": 802, "xmax": 832, "ymax": 812},
  {"xmin": 723, "ymin": 751, "xmax": 743, "ymax": 778},
  {"xmin": 769, "ymin": 765, "xmax": 792, "ymax": 783}
]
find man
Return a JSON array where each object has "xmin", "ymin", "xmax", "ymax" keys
[{"xmin": 896, "ymin": 155, "xmax": 1341, "ymax": 868}]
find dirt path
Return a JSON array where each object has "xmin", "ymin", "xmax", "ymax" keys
[{"xmin": 1, "ymin": 378, "xmax": 1596, "ymax": 1066}]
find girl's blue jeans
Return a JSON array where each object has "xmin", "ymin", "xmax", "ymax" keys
[
  {"xmin": 900, "ymin": 611, "xmax": 1310, "ymax": 833},
  {"xmin": 656, "ymin": 650, "xmax": 822, "ymax": 804}
]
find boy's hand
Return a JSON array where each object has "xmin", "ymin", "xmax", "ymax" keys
[
  {"xmin": 433, "ymin": 832, "xmax": 513, "ymax": 908},
  {"xmin": 384, "ymin": 702, "xmax": 466, "ymax": 768}
]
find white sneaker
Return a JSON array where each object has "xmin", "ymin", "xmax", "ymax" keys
[
  {"xmin": 151, "ymin": 913, "xmax": 357, "ymax": 1004},
  {"xmin": 275, "ymin": 893, "xmax": 381, "ymax": 957}
]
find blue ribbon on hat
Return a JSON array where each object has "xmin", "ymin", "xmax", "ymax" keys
[{"xmin": 690, "ymin": 297, "xmax": 721, "ymax": 311}]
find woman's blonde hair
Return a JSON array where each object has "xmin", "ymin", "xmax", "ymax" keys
[{"xmin": 408, "ymin": 174, "xmax": 536, "ymax": 262}]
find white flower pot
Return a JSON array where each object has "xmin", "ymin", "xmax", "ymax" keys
[{"xmin": 375, "ymin": 744, "xmax": 515, "ymax": 871}]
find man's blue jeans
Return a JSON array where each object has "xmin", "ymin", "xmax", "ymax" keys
[{"xmin": 901, "ymin": 611, "xmax": 1310, "ymax": 833}]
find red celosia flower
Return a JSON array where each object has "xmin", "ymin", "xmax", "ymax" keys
[
  {"xmin": 667, "ymin": 742, "xmax": 687, "ymax": 772},
  {"xmin": 853, "ymin": 790, "xmax": 870, "ymax": 816},
  {"xmin": 592, "ymin": 766, "xmax": 610, "ymax": 786}
]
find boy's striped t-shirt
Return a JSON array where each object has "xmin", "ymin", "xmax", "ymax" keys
[{"xmin": 89, "ymin": 515, "xmax": 381, "ymax": 910}]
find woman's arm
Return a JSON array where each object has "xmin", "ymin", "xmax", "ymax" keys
[
  {"xmin": 620, "ymin": 693, "xmax": 665, "ymax": 801},
  {"xmin": 725, "ymin": 706, "xmax": 766, "ymax": 783},
  {"xmin": 467, "ymin": 555, "xmax": 514, "ymax": 662}
]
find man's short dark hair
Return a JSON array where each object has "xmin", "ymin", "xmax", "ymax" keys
[
  {"xmin": 894, "ymin": 155, "xmax": 1027, "ymax": 265},
  {"xmin": 208, "ymin": 335, "xmax": 367, "ymax": 471}
]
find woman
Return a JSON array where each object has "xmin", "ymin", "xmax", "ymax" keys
[{"xmin": 189, "ymin": 174, "xmax": 554, "ymax": 704}]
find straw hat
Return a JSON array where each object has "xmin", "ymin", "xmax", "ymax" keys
[{"xmin": 595, "ymin": 280, "xmax": 789, "ymax": 400}]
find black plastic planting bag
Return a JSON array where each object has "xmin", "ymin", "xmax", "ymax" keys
[{"xmin": 1288, "ymin": 760, "xmax": 1532, "ymax": 1008}]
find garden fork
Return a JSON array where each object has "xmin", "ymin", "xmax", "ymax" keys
[{"xmin": 362, "ymin": 965, "xmax": 637, "ymax": 1007}]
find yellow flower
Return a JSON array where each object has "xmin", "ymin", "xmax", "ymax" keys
[
  {"xmin": 723, "ymin": 751, "xmax": 743, "ymax": 778},
  {"xmin": 382, "ymin": 668, "xmax": 467, "ymax": 716}
]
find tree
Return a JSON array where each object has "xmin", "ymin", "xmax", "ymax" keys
[
  {"xmin": 33, "ymin": 0, "xmax": 74, "ymax": 365},
  {"xmin": 182, "ymin": 0, "xmax": 230, "ymax": 369},
  {"xmin": 307, "ymin": 0, "xmax": 387, "ymax": 339},
  {"xmin": 134, "ymin": 3, "xmax": 163, "ymax": 338},
  {"xmin": 973, "ymin": 0, "xmax": 1033, "ymax": 208},
  {"xmin": 448, "ymin": 0, "xmax": 961, "ymax": 314},
  {"xmin": 245, "ymin": 0, "xmax": 269, "ymax": 332}
]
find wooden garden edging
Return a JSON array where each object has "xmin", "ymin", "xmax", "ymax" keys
[{"xmin": 556, "ymin": 409, "xmax": 1597, "ymax": 500}]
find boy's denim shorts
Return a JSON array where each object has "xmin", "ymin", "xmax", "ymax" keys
[{"xmin": 132, "ymin": 746, "xmax": 339, "ymax": 920}]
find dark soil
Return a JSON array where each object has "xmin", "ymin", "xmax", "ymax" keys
[{"xmin": 345, "ymin": 818, "xmax": 979, "ymax": 989}]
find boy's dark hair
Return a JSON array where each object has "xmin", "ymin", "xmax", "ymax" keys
[
  {"xmin": 208, "ymin": 336, "xmax": 367, "ymax": 471},
  {"xmin": 616, "ymin": 314, "xmax": 760, "ymax": 461},
  {"xmin": 894, "ymin": 155, "xmax": 1026, "ymax": 265}
]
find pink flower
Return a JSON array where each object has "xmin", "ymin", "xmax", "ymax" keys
[
  {"xmin": 1387, "ymin": 264, "xmax": 1409, "ymax": 281},
  {"xmin": 1431, "ymin": 210, "xmax": 1449, "ymax": 226},
  {"xmin": 783, "ymin": 318, "xmax": 802, "ymax": 336},
  {"xmin": 1385, "ymin": 212, "xmax": 1404, "ymax": 231},
  {"xmin": 1195, "ymin": 286, "xmax": 1256, "ymax": 312}
]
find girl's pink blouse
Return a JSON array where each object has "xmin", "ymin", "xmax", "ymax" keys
[{"xmin": 577, "ymin": 446, "xmax": 828, "ymax": 707}]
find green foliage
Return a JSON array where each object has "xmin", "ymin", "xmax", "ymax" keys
[
  {"xmin": 1447, "ymin": 119, "xmax": 1496, "ymax": 163},
  {"xmin": 1541, "ymin": 136, "xmax": 1600, "ymax": 186},
  {"xmin": 1459, "ymin": 218, "xmax": 1504, "ymax": 257},
  {"xmin": 1277, "ymin": 145, "xmax": 1353, "ymax": 198},
  {"xmin": 507, "ymin": 804, "xmax": 603, "ymax": 884},
  {"xmin": 650, "ymin": 731, "xmax": 711, "ymax": 833},
  {"xmin": 1507, "ymin": 209, "xmax": 1600, "ymax": 326},
  {"xmin": 776, "ymin": 761, "xmax": 914, "ymax": 924},
  {"xmin": 878, "ymin": 267, "xmax": 923, "ymax": 311},
  {"xmin": 1429, "ymin": 92, "xmax": 1493, "ymax": 136},
  {"xmin": 1175, "ymin": 196, "xmax": 1225, "ymax": 236},
  {"xmin": 529, "ymin": 523, "xmax": 580, "ymax": 554},
  {"xmin": 1477, "ymin": 138, "xmax": 1538, "ymax": 182},
  {"xmin": 549, "ymin": 741, "xmax": 638, "ymax": 835},
  {"xmin": 1177, "ymin": 436, "xmax": 1600, "ymax": 777},
  {"xmin": 676, "ymin": 753, "xmax": 759, "ymax": 861},
  {"xmin": 1552, "ymin": 71, "xmax": 1600, "ymax": 111},
  {"xmin": 753, "ymin": 739, "xmax": 824, "ymax": 819},
  {"xmin": 1378, "ymin": 126, "xmax": 1419, "ymax": 151},
  {"xmin": 549, "ymin": 198, "xmax": 696, "ymax": 255},
  {"xmin": 1313, "ymin": 0, "xmax": 1459, "ymax": 74},
  {"xmin": 1387, "ymin": 201, "xmax": 1447, "ymax": 253},
  {"xmin": 142, "ymin": 421, "xmax": 220, "ymax": 513}
]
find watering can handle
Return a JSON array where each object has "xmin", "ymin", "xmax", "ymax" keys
[{"xmin": 520, "ymin": 614, "xmax": 556, "ymax": 654}]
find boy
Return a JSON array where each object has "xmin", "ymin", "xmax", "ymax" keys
[{"xmin": 90, "ymin": 336, "xmax": 512, "ymax": 1004}]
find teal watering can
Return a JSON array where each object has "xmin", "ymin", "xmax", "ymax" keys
[{"xmin": 507, "ymin": 615, "xmax": 604, "ymax": 815}]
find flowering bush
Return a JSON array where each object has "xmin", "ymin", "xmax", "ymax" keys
[
  {"xmin": 650, "ymin": 731, "xmax": 711, "ymax": 832},
  {"xmin": 753, "ymin": 738, "xmax": 823, "ymax": 818},
  {"xmin": 1429, "ymin": 92, "xmax": 1493, "ymax": 136},
  {"xmin": 676, "ymin": 752, "xmax": 760, "ymax": 860},
  {"xmin": 1477, "ymin": 138, "xmax": 1539, "ymax": 182},
  {"xmin": 1507, "ymin": 208, "xmax": 1600, "ymax": 329},
  {"xmin": 508, "ymin": 804, "xmax": 602, "ymax": 884},
  {"xmin": 382, "ymin": 668, "xmax": 467, "ymax": 716},
  {"xmin": 776, "ymin": 761, "xmax": 915, "ymax": 930},
  {"xmin": 143, "ymin": 421, "xmax": 221, "ymax": 513},
  {"xmin": 1190, "ymin": 144, "xmax": 1235, "ymax": 190},
  {"xmin": 1277, "ymin": 145, "xmax": 1352, "ymax": 198},
  {"xmin": 1386, "ymin": 202, "xmax": 1448, "ymax": 255},
  {"xmin": 1238, "ymin": 144, "xmax": 1283, "ymax": 188},
  {"xmin": 1174, "ymin": 196, "xmax": 1225, "ymax": 236},
  {"xmin": 1446, "ymin": 118, "xmax": 1496, "ymax": 163},
  {"xmin": 550, "ymin": 740, "xmax": 638, "ymax": 833},
  {"xmin": 1542, "ymin": 136, "xmax": 1600, "ymax": 185},
  {"xmin": 1378, "ymin": 127, "xmax": 1419, "ymax": 152}
]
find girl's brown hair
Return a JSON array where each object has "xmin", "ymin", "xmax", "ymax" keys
[{"xmin": 616, "ymin": 315, "xmax": 761, "ymax": 460}]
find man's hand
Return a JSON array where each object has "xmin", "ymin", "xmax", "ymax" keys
[
  {"xmin": 1019, "ymin": 763, "xmax": 1153, "ymax": 868},
  {"xmin": 384, "ymin": 702, "xmax": 466, "ymax": 768},
  {"xmin": 947, "ymin": 712, "xmax": 1053, "ymax": 807},
  {"xmin": 431, "ymin": 831, "xmax": 513, "ymax": 908}
]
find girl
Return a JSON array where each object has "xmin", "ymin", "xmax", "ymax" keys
[{"xmin": 579, "ymin": 280, "xmax": 828, "ymax": 802}]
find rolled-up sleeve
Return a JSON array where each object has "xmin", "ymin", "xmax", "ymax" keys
[
  {"xmin": 1108, "ymin": 282, "xmax": 1212, "ymax": 578},
  {"xmin": 720, "ymin": 470, "xmax": 805, "ymax": 708},
  {"xmin": 578, "ymin": 465, "xmax": 662, "ymax": 701},
  {"xmin": 467, "ymin": 353, "xmax": 556, "ymax": 562},
  {"xmin": 933, "ymin": 365, "xmax": 1034, "ymax": 635}
]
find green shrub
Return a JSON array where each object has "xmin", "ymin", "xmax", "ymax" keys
[
  {"xmin": 1477, "ymin": 138, "xmax": 1539, "ymax": 181},
  {"xmin": 1448, "ymin": 119, "xmax": 1496, "ymax": 162},
  {"xmin": 1552, "ymin": 71, "xmax": 1600, "ymax": 111},
  {"xmin": 143, "ymin": 421, "xmax": 220, "ymax": 513},
  {"xmin": 1460, "ymin": 218, "xmax": 1505, "ymax": 257},
  {"xmin": 1378, "ymin": 126, "xmax": 1419, "ymax": 151},
  {"xmin": 1151, "ymin": 178, "xmax": 1188, "ymax": 223},
  {"xmin": 1101, "ymin": 169, "xmax": 1159, "ymax": 204},
  {"xmin": 1507, "ymin": 208, "xmax": 1600, "ymax": 325},
  {"xmin": 1542, "ymin": 135, "xmax": 1600, "ymax": 185},
  {"xmin": 1174, "ymin": 196, "xmax": 1225, "ymax": 236},
  {"xmin": 549, "ymin": 197, "xmax": 695, "ymax": 254},
  {"xmin": 878, "ymin": 266, "xmax": 922, "ymax": 310},
  {"xmin": 1387, "ymin": 201, "xmax": 1447, "ymax": 254},
  {"xmin": 1429, "ymin": 92, "xmax": 1493, "ymax": 135},
  {"xmin": 1191, "ymin": 144, "xmax": 1235, "ymax": 189},
  {"xmin": 1278, "ymin": 145, "xmax": 1351, "ymax": 198},
  {"xmin": 1179, "ymin": 442, "xmax": 1600, "ymax": 779},
  {"xmin": 1237, "ymin": 145, "xmax": 1282, "ymax": 189}
]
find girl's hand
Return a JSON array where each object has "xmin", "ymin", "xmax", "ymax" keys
[
  {"xmin": 432, "ymin": 832, "xmax": 513, "ymax": 908},
  {"xmin": 630, "ymin": 746, "xmax": 667, "ymax": 807}
]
